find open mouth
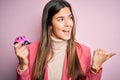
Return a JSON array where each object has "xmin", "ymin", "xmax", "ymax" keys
[
  {"xmin": 62, "ymin": 29, "xmax": 70, "ymax": 36},
  {"xmin": 62, "ymin": 29, "xmax": 70, "ymax": 32}
]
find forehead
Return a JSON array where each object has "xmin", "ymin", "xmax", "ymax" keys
[{"xmin": 54, "ymin": 7, "xmax": 71, "ymax": 17}]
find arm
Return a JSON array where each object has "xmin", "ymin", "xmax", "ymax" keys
[
  {"xmin": 76, "ymin": 43, "xmax": 103, "ymax": 80},
  {"xmin": 85, "ymin": 50, "xmax": 102, "ymax": 80},
  {"xmin": 85, "ymin": 48, "xmax": 116, "ymax": 80},
  {"xmin": 85, "ymin": 48, "xmax": 102, "ymax": 80},
  {"xmin": 16, "ymin": 66, "xmax": 31, "ymax": 80},
  {"xmin": 14, "ymin": 43, "xmax": 31, "ymax": 80},
  {"xmin": 15, "ymin": 42, "xmax": 39, "ymax": 80}
]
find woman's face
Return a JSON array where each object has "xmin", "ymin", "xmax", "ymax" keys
[{"xmin": 51, "ymin": 7, "xmax": 73, "ymax": 41}]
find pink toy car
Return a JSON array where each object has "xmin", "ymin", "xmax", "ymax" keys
[{"xmin": 14, "ymin": 36, "xmax": 31, "ymax": 45}]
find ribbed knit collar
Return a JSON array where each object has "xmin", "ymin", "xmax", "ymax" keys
[{"xmin": 51, "ymin": 36, "xmax": 67, "ymax": 50}]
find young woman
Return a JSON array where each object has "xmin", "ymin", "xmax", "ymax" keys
[{"xmin": 14, "ymin": 0, "xmax": 115, "ymax": 80}]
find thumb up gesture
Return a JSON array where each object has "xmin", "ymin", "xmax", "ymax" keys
[{"xmin": 91, "ymin": 49, "xmax": 116, "ymax": 72}]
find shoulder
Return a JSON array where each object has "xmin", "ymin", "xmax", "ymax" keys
[
  {"xmin": 75, "ymin": 42, "xmax": 92, "ymax": 73},
  {"xmin": 75, "ymin": 42, "xmax": 90, "ymax": 52},
  {"xmin": 75, "ymin": 42, "xmax": 91, "ymax": 58}
]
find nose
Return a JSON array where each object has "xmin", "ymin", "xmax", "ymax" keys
[{"xmin": 64, "ymin": 19, "xmax": 70, "ymax": 27}]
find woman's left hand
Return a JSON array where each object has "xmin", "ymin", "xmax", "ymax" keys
[{"xmin": 92, "ymin": 49, "xmax": 116, "ymax": 70}]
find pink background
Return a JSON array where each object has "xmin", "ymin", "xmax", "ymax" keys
[{"xmin": 0, "ymin": 0, "xmax": 120, "ymax": 80}]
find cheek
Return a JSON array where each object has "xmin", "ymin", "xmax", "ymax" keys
[
  {"xmin": 52, "ymin": 23, "xmax": 63, "ymax": 33},
  {"xmin": 53, "ymin": 27, "xmax": 61, "ymax": 34},
  {"xmin": 51, "ymin": 27, "xmax": 62, "ymax": 39}
]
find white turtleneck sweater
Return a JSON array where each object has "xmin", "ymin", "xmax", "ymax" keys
[{"xmin": 48, "ymin": 36, "xmax": 67, "ymax": 80}]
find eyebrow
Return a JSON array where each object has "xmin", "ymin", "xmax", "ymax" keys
[{"xmin": 56, "ymin": 14, "xmax": 72, "ymax": 19}]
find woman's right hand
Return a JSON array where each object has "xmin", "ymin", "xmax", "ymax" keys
[{"xmin": 14, "ymin": 43, "xmax": 29, "ymax": 72}]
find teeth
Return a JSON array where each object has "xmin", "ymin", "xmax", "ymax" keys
[{"xmin": 63, "ymin": 30, "xmax": 69, "ymax": 32}]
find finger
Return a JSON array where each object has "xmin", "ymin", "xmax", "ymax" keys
[
  {"xmin": 18, "ymin": 48, "xmax": 29, "ymax": 61},
  {"xmin": 94, "ymin": 49, "xmax": 102, "ymax": 57},
  {"xmin": 14, "ymin": 42, "xmax": 22, "ymax": 50},
  {"xmin": 19, "ymin": 46, "xmax": 27, "ymax": 51},
  {"xmin": 93, "ymin": 49, "xmax": 99, "ymax": 55},
  {"xmin": 18, "ymin": 47, "xmax": 28, "ymax": 58},
  {"xmin": 98, "ymin": 49, "xmax": 107, "ymax": 54},
  {"xmin": 15, "ymin": 46, "xmax": 26, "ymax": 56},
  {"xmin": 22, "ymin": 49, "xmax": 29, "ymax": 58},
  {"xmin": 107, "ymin": 53, "xmax": 116, "ymax": 59}
]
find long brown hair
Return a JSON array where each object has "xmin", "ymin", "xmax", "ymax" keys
[{"xmin": 34, "ymin": 0, "xmax": 85, "ymax": 80}]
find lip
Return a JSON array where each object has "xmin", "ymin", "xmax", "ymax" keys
[
  {"xmin": 62, "ymin": 29, "xmax": 71, "ymax": 36},
  {"xmin": 62, "ymin": 29, "xmax": 70, "ymax": 32}
]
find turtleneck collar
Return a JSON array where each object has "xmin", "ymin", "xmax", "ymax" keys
[{"xmin": 51, "ymin": 36, "xmax": 67, "ymax": 50}]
